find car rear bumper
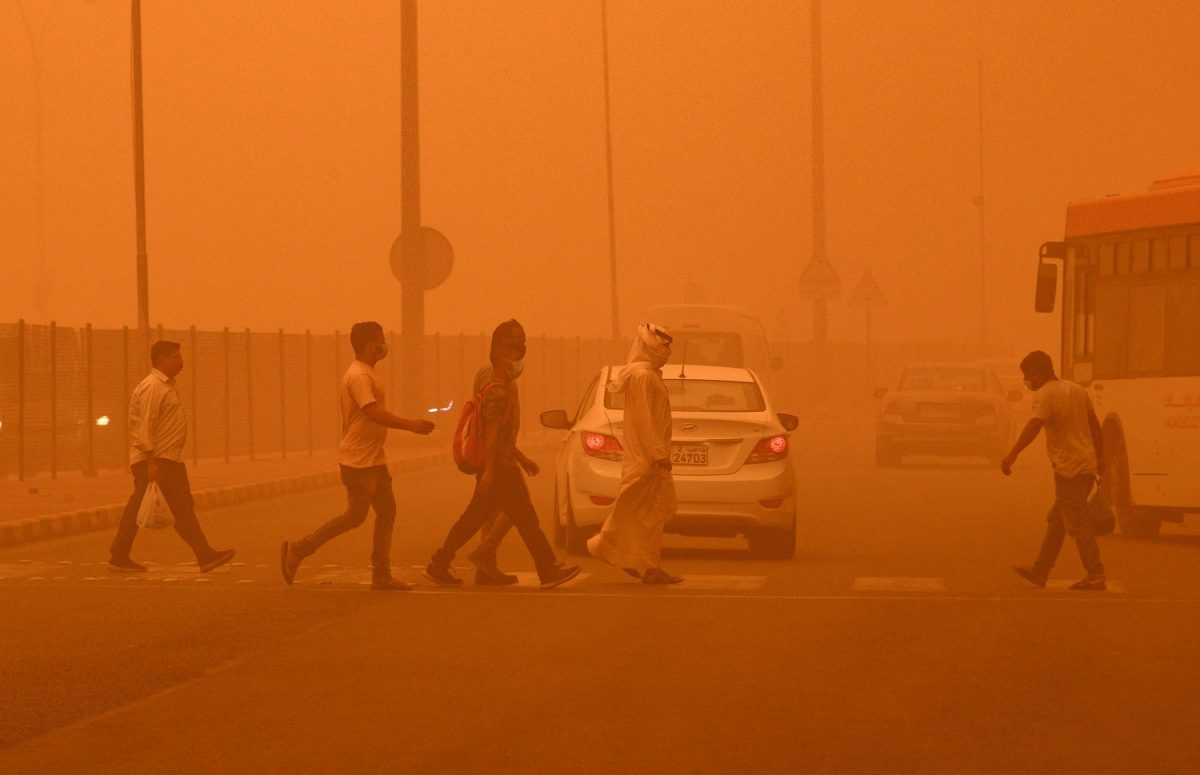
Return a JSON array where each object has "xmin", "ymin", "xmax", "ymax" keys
[
  {"xmin": 568, "ymin": 459, "xmax": 795, "ymax": 535},
  {"xmin": 877, "ymin": 417, "xmax": 1004, "ymax": 454}
]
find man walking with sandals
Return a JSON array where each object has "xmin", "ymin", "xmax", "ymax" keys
[
  {"xmin": 587, "ymin": 323, "xmax": 683, "ymax": 585},
  {"xmin": 1002, "ymin": 350, "xmax": 1107, "ymax": 591}
]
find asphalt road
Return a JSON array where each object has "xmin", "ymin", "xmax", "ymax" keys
[{"xmin": 3, "ymin": 422, "xmax": 1200, "ymax": 773}]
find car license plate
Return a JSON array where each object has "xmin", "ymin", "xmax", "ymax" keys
[
  {"xmin": 671, "ymin": 444, "xmax": 709, "ymax": 466},
  {"xmin": 919, "ymin": 402, "xmax": 959, "ymax": 419}
]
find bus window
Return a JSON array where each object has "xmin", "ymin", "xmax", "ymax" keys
[
  {"xmin": 1093, "ymin": 280, "xmax": 1128, "ymax": 378},
  {"xmin": 1116, "ymin": 242, "xmax": 1131, "ymax": 274},
  {"xmin": 1127, "ymin": 281, "xmax": 1166, "ymax": 374},
  {"xmin": 1151, "ymin": 238, "xmax": 1169, "ymax": 272},
  {"xmin": 1099, "ymin": 244, "xmax": 1116, "ymax": 277},
  {"xmin": 1073, "ymin": 267, "xmax": 1095, "ymax": 359},
  {"xmin": 1166, "ymin": 271, "xmax": 1200, "ymax": 375},
  {"xmin": 1169, "ymin": 236, "xmax": 1188, "ymax": 271},
  {"xmin": 1132, "ymin": 240, "xmax": 1151, "ymax": 274}
]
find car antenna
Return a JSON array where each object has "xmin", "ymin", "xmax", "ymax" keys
[{"xmin": 678, "ymin": 336, "xmax": 688, "ymax": 379}]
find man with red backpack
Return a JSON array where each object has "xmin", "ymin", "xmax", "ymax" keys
[{"xmin": 425, "ymin": 319, "xmax": 580, "ymax": 589}]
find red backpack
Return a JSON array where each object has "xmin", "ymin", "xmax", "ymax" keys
[{"xmin": 453, "ymin": 379, "xmax": 508, "ymax": 474}]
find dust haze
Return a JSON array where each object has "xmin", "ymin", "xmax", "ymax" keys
[{"xmin": 4, "ymin": 0, "xmax": 1198, "ymax": 344}]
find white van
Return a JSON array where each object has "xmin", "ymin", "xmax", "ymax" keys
[{"xmin": 645, "ymin": 304, "xmax": 781, "ymax": 378}]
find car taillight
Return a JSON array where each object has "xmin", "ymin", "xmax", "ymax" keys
[
  {"xmin": 746, "ymin": 434, "xmax": 788, "ymax": 464},
  {"xmin": 582, "ymin": 432, "xmax": 623, "ymax": 461}
]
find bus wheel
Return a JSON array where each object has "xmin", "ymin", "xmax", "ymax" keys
[{"xmin": 1103, "ymin": 445, "xmax": 1162, "ymax": 538}]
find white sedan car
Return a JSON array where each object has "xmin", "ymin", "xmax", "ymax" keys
[{"xmin": 539, "ymin": 365, "xmax": 799, "ymax": 559}]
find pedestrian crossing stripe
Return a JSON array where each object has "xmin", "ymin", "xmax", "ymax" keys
[
  {"xmin": 1046, "ymin": 578, "xmax": 1128, "ymax": 594},
  {"xmin": 852, "ymin": 577, "xmax": 947, "ymax": 593}
]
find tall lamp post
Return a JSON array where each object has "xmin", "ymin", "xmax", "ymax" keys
[
  {"xmin": 131, "ymin": 0, "xmax": 150, "ymax": 331},
  {"xmin": 600, "ymin": 0, "xmax": 620, "ymax": 342}
]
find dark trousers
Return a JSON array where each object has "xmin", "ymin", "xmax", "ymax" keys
[
  {"xmin": 111, "ymin": 459, "xmax": 215, "ymax": 562},
  {"xmin": 1034, "ymin": 472, "xmax": 1104, "ymax": 577},
  {"xmin": 432, "ymin": 466, "xmax": 556, "ymax": 578},
  {"xmin": 294, "ymin": 465, "xmax": 396, "ymax": 581}
]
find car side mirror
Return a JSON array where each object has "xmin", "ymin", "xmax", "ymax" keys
[
  {"xmin": 1006, "ymin": 390, "xmax": 1023, "ymax": 402},
  {"xmin": 873, "ymin": 386, "xmax": 888, "ymax": 399},
  {"xmin": 777, "ymin": 413, "xmax": 799, "ymax": 432},
  {"xmin": 539, "ymin": 409, "xmax": 572, "ymax": 430},
  {"xmin": 770, "ymin": 356, "xmax": 784, "ymax": 372}
]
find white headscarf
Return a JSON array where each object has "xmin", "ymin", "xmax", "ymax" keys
[{"xmin": 608, "ymin": 323, "xmax": 671, "ymax": 394}]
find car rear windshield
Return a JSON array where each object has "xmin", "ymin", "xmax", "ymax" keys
[
  {"xmin": 899, "ymin": 368, "xmax": 985, "ymax": 392},
  {"xmin": 664, "ymin": 332, "xmax": 744, "ymax": 367},
  {"xmin": 605, "ymin": 379, "xmax": 765, "ymax": 412}
]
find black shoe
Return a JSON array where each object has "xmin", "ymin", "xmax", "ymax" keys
[
  {"xmin": 540, "ymin": 564, "xmax": 581, "ymax": 589},
  {"xmin": 199, "ymin": 548, "xmax": 236, "ymax": 573},
  {"xmin": 423, "ymin": 563, "xmax": 463, "ymax": 588},
  {"xmin": 474, "ymin": 568, "xmax": 519, "ymax": 586},
  {"xmin": 107, "ymin": 557, "xmax": 148, "ymax": 573},
  {"xmin": 1012, "ymin": 565, "xmax": 1047, "ymax": 588}
]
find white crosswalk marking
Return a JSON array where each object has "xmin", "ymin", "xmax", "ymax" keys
[
  {"xmin": 852, "ymin": 577, "xmax": 947, "ymax": 593},
  {"xmin": 1045, "ymin": 578, "xmax": 1128, "ymax": 594}
]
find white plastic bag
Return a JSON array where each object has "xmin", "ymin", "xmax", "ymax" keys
[{"xmin": 137, "ymin": 482, "xmax": 175, "ymax": 529}]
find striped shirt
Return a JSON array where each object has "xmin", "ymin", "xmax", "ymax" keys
[{"xmin": 128, "ymin": 369, "xmax": 188, "ymax": 465}]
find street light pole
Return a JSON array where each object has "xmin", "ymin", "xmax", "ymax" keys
[
  {"xmin": 400, "ymin": 0, "xmax": 425, "ymax": 416},
  {"xmin": 131, "ymin": 0, "xmax": 150, "ymax": 331},
  {"xmin": 600, "ymin": 0, "xmax": 620, "ymax": 341},
  {"xmin": 976, "ymin": 57, "xmax": 987, "ymax": 350},
  {"xmin": 11, "ymin": 0, "xmax": 52, "ymax": 321}
]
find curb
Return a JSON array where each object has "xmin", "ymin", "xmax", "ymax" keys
[{"xmin": 0, "ymin": 441, "xmax": 558, "ymax": 549}]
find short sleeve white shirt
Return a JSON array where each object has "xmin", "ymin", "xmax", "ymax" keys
[
  {"xmin": 1031, "ymin": 379, "xmax": 1097, "ymax": 478},
  {"xmin": 338, "ymin": 360, "xmax": 387, "ymax": 468}
]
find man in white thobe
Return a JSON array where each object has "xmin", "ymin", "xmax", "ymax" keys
[{"xmin": 587, "ymin": 323, "xmax": 683, "ymax": 584}]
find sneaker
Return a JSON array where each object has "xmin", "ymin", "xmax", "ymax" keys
[
  {"xmin": 107, "ymin": 557, "xmax": 148, "ymax": 573},
  {"xmin": 1012, "ymin": 565, "xmax": 1047, "ymax": 588},
  {"xmin": 423, "ymin": 563, "xmax": 464, "ymax": 588},
  {"xmin": 468, "ymin": 547, "xmax": 517, "ymax": 585},
  {"xmin": 198, "ymin": 548, "xmax": 236, "ymax": 573},
  {"xmin": 474, "ymin": 568, "xmax": 519, "ymax": 586},
  {"xmin": 280, "ymin": 542, "xmax": 301, "ymax": 586},
  {"xmin": 1068, "ymin": 574, "xmax": 1106, "ymax": 591},
  {"xmin": 540, "ymin": 564, "xmax": 582, "ymax": 589},
  {"xmin": 370, "ymin": 577, "xmax": 414, "ymax": 591}
]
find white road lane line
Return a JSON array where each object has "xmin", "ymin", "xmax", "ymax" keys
[
  {"xmin": 852, "ymin": 577, "xmax": 947, "ymax": 593},
  {"xmin": 1045, "ymin": 578, "xmax": 1128, "ymax": 594}
]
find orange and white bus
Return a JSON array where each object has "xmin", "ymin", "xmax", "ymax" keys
[{"xmin": 1036, "ymin": 167, "xmax": 1200, "ymax": 536}]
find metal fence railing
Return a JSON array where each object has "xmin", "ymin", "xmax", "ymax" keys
[
  {"xmin": 0, "ymin": 319, "xmax": 1006, "ymax": 481},
  {"xmin": 0, "ymin": 321, "xmax": 634, "ymax": 481}
]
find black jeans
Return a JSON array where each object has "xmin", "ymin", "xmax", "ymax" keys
[
  {"xmin": 111, "ymin": 459, "xmax": 216, "ymax": 562},
  {"xmin": 1034, "ymin": 473, "xmax": 1104, "ymax": 577},
  {"xmin": 293, "ymin": 465, "xmax": 396, "ymax": 582},
  {"xmin": 432, "ymin": 466, "xmax": 557, "ymax": 578}
]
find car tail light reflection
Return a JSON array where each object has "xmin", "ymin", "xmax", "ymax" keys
[
  {"xmin": 582, "ymin": 431, "xmax": 623, "ymax": 461},
  {"xmin": 746, "ymin": 434, "xmax": 788, "ymax": 464}
]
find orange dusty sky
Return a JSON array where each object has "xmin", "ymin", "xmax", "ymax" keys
[{"xmin": 2, "ymin": 0, "xmax": 1198, "ymax": 348}]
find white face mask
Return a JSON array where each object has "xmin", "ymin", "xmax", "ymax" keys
[
  {"xmin": 509, "ymin": 360, "xmax": 525, "ymax": 379},
  {"xmin": 1023, "ymin": 379, "xmax": 1035, "ymax": 391}
]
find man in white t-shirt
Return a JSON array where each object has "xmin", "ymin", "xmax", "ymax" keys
[
  {"xmin": 280, "ymin": 321, "xmax": 434, "ymax": 590},
  {"xmin": 1001, "ymin": 350, "xmax": 1106, "ymax": 591}
]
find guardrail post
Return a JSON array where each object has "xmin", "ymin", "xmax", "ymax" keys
[
  {"xmin": 246, "ymin": 328, "xmax": 255, "ymax": 461},
  {"xmin": 190, "ymin": 325, "xmax": 198, "ymax": 467},
  {"xmin": 16, "ymin": 319, "xmax": 25, "ymax": 481},
  {"xmin": 85, "ymin": 323, "xmax": 95, "ymax": 477},
  {"xmin": 305, "ymin": 330, "xmax": 313, "ymax": 456},
  {"xmin": 223, "ymin": 327, "xmax": 230, "ymax": 463},
  {"xmin": 279, "ymin": 328, "xmax": 286, "ymax": 459},
  {"xmin": 50, "ymin": 321, "xmax": 57, "ymax": 480}
]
